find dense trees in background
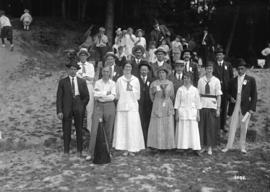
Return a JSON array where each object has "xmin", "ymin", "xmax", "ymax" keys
[{"xmin": 0, "ymin": 0, "xmax": 269, "ymax": 60}]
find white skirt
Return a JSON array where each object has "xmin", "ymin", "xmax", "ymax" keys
[
  {"xmin": 175, "ymin": 120, "xmax": 201, "ymax": 150},
  {"xmin": 113, "ymin": 111, "xmax": 145, "ymax": 152}
]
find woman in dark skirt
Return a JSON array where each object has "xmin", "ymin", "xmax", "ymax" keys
[{"xmin": 197, "ymin": 61, "xmax": 222, "ymax": 155}]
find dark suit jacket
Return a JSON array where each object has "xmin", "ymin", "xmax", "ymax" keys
[
  {"xmin": 56, "ymin": 77, "xmax": 89, "ymax": 116},
  {"xmin": 130, "ymin": 58, "xmax": 144, "ymax": 78},
  {"xmin": 138, "ymin": 76, "xmax": 153, "ymax": 115},
  {"xmin": 168, "ymin": 72, "xmax": 184, "ymax": 94},
  {"xmin": 150, "ymin": 25, "xmax": 171, "ymax": 46},
  {"xmin": 227, "ymin": 75, "xmax": 257, "ymax": 116},
  {"xmin": 184, "ymin": 61, "xmax": 199, "ymax": 87},
  {"xmin": 213, "ymin": 60, "xmax": 234, "ymax": 95},
  {"xmin": 200, "ymin": 33, "xmax": 215, "ymax": 48}
]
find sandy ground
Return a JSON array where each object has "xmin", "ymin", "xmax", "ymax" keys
[{"xmin": 0, "ymin": 26, "xmax": 269, "ymax": 192}]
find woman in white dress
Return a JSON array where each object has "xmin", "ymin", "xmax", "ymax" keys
[
  {"xmin": 174, "ymin": 72, "xmax": 201, "ymax": 154},
  {"xmin": 113, "ymin": 62, "xmax": 145, "ymax": 155}
]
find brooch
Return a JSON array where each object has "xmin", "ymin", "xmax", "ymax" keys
[
  {"xmin": 224, "ymin": 65, "xmax": 227, "ymax": 70},
  {"xmin": 147, "ymin": 81, "xmax": 150, "ymax": 86},
  {"xmin": 243, "ymin": 80, "xmax": 247, "ymax": 85}
]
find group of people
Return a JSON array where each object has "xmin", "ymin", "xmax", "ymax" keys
[
  {"xmin": 57, "ymin": 33, "xmax": 257, "ymax": 161},
  {"xmin": 0, "ymin": 9, "xmax": 33, "ymax": 51}
]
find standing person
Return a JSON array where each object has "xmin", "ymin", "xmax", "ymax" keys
[
  {"xmin": 94, "ymin": 27, "xmax": 109, "ymax": 62},
  {"xmin": 147, "ymin": 41, "xmax": 157, "ymax": 64},
  {"xmin": 222, "ymin": 59, "xmax": 257, "ymax": 154},
  {"xmin": 20, "ymin": 9, "xmax": 33, "ymax": 31},
  {"xmin": 147, "ymin": 66, "xmax": 175, "ymax": 150},
  {"xmin": 261, "ymin": 42, "xmax": 270, "ymax": 69},
  {"xmin": 150, "ymin": 20, "xmax": 171, "ymax": 47},
  {"xmin": 76, "ymin": 48, "xmax": 95, "ymax": 135},
  {"xmin": 86, "ymin": 66, "xmax": 116, "ymax": 161},
  {"xmin": 0, "ymin": 10, "xmax": 14, "ymax": 51},
  {"xmin": 182, "ymin": 49, "xmax": 199, "ymax": 86},
  {"xmin": 174, "ymin": 73, "xmax": 201, "ymax": 154},
  {"xmin": 213, "ymin": 48, "xmax": 234, "ymax": 133},
  {"xmin": 115, "ymin": 46, "xmax": 127, "ymax": 68},
  {"xmin": 198, "ymin": 61, "xmax": 222, "ymax": 155},
  {"xmin": 168, "ymin": 60, "xmax": 185, "ymax": 94},
  {"xmin": 130, "ymin": 45, "xmax": 145, "ymax": 77},
  {"xmin": 104, "ymin": 52, "xmax": 123, "ymax": 81},
  {"xmin": 113, "ymin": 62, "xmax": 145, "ymax": 155},
  {"xmin": 56, "ymin": 62, "xmax": 89, "ymax": 157},
  {"xmin": 171, "ymin": 35, "xmax": 183, "ymax": 63},
  {"xmin": 135, "ymin": 29, "xmax": 146, "ymax": 49},
  {"xmin": 123, "ymin": 27, "xmax": 136, "ymax": 60},
  {"xmin": 113, "ymin": 28, "xmax": 123, "ymax": 53},
  {"xmin": 151, "ymin": 47, "xmax": 172, "ymax": 78},
  {"xmin": 138, "ymin": 61, "xmax": 153, "ymax": 146},
  {"xmin": 200, "ymin": 27, "xmax": 215, "ymax": 66}
]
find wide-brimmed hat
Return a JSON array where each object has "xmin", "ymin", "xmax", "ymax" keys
[
  {"xmin": 237, "ymin": 58, "xmax": 248, "ymax": 68},
  {"xmin": 138, "ymin": 60, "xmax": 151, "ymax": 70},
  {"xmin": 156, "ymin": 66, "xmax": 170, "ymax": 74},
  {"xmin": 154, "ymin": 47, "xmax": 167, "ymax": 55},
  {"xmin": 132, "ymin": 45, "xmax": 145, "ymax": 55},
  {"xmin": 215, "ymin": 48, "xmax": 225, "ymax": 54},
  {"xmin": 174, "ymin": 60, "xmax": 185, "ymax": 66},
  {"xmin": 77, "ymin": 48, "xmax": 90, "ymax": 57},
  {"xmin": 104, "ymin": 52, "xmax": 117, "ymax": 60},
  {"xmin": 65, "ymin": 61, "xmax": 81, "ymax": 70}
]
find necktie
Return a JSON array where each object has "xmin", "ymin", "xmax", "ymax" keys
[
  {"xmin": 205, "ymin": 81, "xmax": 210, "ymax": 94},
  {"xmin": 144, "ymin": 77, "xmax": 147, "ymax": 84},
  {"xmin": 82, "ymin": 63, "xmax": 86, "ymax": 74},
  {"xmin": 71, "ymin": 77, "xmax": 75, "ymax": 97}
]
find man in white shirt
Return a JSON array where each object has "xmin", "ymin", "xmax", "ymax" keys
[
  {"xmin": 182, "ymin": 49, "xmax": 199, "ymax": 86},
  {"xmin": 76, "ymin": 48, "xmax": 95, "ymax": 135},
  {"xmin": 86, "ymin": 66, "xmax": 116, "ymax": 161},
  {"xmin": 0, "ymin": 10, "xmax": 14, "ymax": 51},
  {"xmin": 94, "ymin": 27, "xmax": 109, "ymax": 62}
]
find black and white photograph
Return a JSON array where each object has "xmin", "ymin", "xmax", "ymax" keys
[{"xmin": 0, "ymin": 0, "xmax": 269, "ymax": 191}]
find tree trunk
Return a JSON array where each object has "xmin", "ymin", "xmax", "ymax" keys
[
  {"xmin": 81, "ymin": 0, "xmax": 88, "ymax": 20},
  {"xmin": 105, "ymin": 0, "xmax": 115, "ymax": 47},
  {"xmin": 61, "ymin": 0, "xmax": 66, "ymax": 19}
]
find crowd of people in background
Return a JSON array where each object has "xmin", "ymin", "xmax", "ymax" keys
[{"xmin": 56, "ymin": 20, "xmax": 258, "ymax": 163}]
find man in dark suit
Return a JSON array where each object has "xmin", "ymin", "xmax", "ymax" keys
[
  {"xmin": 181, "ymin": 49, "xmax": 199, "ymax": 87},
  {"xmin": 103, "ymin": 52, "xmax": 122, "ymax": 81},
  {"xmin": 222, "ymin": 59, "xmax": 257, "ymax": 154},
  {"xmin": 200, "ymin": 27, "xmax": 215, "ymax": 66},
  {"xmin": 57, "ymin": 62, "xmax": 89, "ymax": 157},
  {"xmin": 138, "ymin": 61, "xmax": 153, "ymax": 145},
  {"xmin": 168, "ymin": 60, "xmax": 185, "ymax": 94},
  {"xmin": 150, "ymin": 20, "xmax": 171, "ymax": 47},
  {"xmin": 130, "ymin": 45, "xmax": 145, "ymax": 77},
  {"xmin": 213, "ymin": 48, "xmax": 234, "ymax": 133}
]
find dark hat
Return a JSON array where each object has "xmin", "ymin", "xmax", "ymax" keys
[
  {"xmin": 104, "ymin": 52, "xmax": 117, "ymax": 60},
  {"xmin": 138, "ymin": 60, "xmax": 151, "ymax": 70},
  {"xmin": 205, "ymin": 61, "xmax": 214, "ymax": 68},
  {"xmin": 132, "ymin": 45, "xmax": 145, "ymax": 55},
  {"xmin": 182, "ymin": 49, "xmax": 192, "ymax": 55},
  {"xmin": 154, "ymin": 47, "xmax": 167, "ymax": 55},
  {"xmin": 237, "ymin": 58, "xmax": 248, "ymax": 67},
  {"xmin": 215, "ymin": 48, "xmax": 225, "ymax": 54},
  {"xmin": 77, "ymin": 48, "xmax": 90, "ymax": 57},
  {"xmin": 65, "ymin": 61, "xmax": 81, "ymax": 70},
  {"xmin": 156, "ymin": 66, "xmax": 170, "ymax": 74}
]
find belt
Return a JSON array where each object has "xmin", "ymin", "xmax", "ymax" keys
[
  {"xmin": 200, "ymin": 94, "xmax": 217, "ymax": 99},
  {"xmin": 97, "ymin": 100, "xmax": 114, "ymax": 104}
]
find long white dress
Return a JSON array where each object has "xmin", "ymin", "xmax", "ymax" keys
[
  {"xmin": 113, "ymin": 75, "xmax": 145, "ymax": 152},
  {"xmin": 174, "ymin": 85, "xmax": 201, "ymax": 150}
]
